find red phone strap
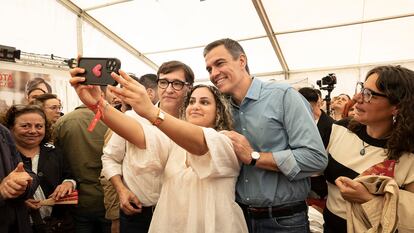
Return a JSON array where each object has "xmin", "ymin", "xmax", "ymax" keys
[{"xmin": 87, "ymin": 97, "xmax": 107, "ymax": 132}]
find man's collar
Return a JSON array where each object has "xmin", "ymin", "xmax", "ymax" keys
[
  {"xmin": 244, "ymin": 77, "xmax": 261, "ymax": 101},
  {"xmin": 75, "ymin": 104, "xmax": 88, "ymax": 110},
  {"xmin": 229, "ymin": 77, "xmax": 261, "ymax": 107}
]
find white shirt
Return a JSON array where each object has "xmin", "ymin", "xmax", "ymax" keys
[
  {"xmin": 138, "ymin": 126, "xmax": 247, "ymax": 233},
  {"xmin": 31, "ymin": 154, "xmax": 53, "ymax": 219},
  {"xmin": 101, "ymin": 110, "xmax": 170, "ymax": 206}
]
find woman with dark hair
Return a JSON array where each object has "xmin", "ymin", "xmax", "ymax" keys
[
  {"xmin": 69, "ymin": 70, "xmax": 248, "ymax": 233},
  {"xmin": 5, "ymin": 104, "xmax": 75, "ymax": 233},
  {"xmin": 0, "ymin": 122, "xmax": 38, "ymax": 233},
  {"xmin": 324, "ymin": 65, "xmax": 414, "ymax": 233},
  {"xmin": 180, "ymin": 84, "xmax": 233, "ymax": 131}
]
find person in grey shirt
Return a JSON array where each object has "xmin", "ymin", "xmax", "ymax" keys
[{"xmin": 203, "ymin": 38, "xmax": 327, "ymax": 233}]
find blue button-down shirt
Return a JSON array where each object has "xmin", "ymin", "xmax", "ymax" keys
[{"xmin": 233, "ymin": 78, "xmax": 327, "ymax": 207}]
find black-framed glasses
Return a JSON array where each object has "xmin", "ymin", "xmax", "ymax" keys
[
  {"xmin": 45, "ymin": 105, "xmax": 63, "ymax": 112},
  {"xmin": 355, "ymin": 82, "xmax": 387, "ymax": 103},
  {"xmin": 157, "ymin": 79, "xmax": 189, "ymax": 91}
]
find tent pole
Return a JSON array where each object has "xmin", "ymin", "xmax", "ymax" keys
[
  {"xmin": 76, "ymin": 16, "xmax": 83, "ymax": 56},
  {"xmin": 252, "ymin": 0, "xmax": 289, "ymax": 80},
  {"xmin": 57, "ymin": 0, "xmax": 158, "ymax": 71}
]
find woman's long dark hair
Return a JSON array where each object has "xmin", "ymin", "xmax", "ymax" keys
[{"xmin": 349, "ymin": 65, "xmax": 414, "ymax": 160}]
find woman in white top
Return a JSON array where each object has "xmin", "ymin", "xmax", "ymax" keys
[{"xmin": 69, "ymin": 68, "xmax": 248, "ymax": 233}]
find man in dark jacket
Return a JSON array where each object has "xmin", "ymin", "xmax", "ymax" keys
[
  {"xmin": 0, "ymin": 123, "xmax": 39, "ymax": 233},
  {"xmin": 298, "ymin": 87, "xmax": 335, "ymax": 148},
  {"xmin": 298, "ymin": 87, "xmax": 333, "ymax": 206}
]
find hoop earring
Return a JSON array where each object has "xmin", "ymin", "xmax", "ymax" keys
[{"xmin": 393, "ymin": 115, "xmax": 397, "ymax": 124}]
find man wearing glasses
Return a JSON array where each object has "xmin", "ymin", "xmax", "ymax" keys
[{"xmin": 101, "ymin": 60, "xmax": 194, "ymax": 233}]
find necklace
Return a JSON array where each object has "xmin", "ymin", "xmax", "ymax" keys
[{"xmin": 360, "ymin": 141, "xmax": 370, "ymax": 156}]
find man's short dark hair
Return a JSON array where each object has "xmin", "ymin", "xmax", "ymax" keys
[
  {"xmin": 203, "ymin": 38, "xmax": 250, "ymax": 74},
  {"xmin": 139, "ymin": 74, "xmax": 158, "ymax": 89},
  {"xmin": 157, "ymin": 61, "xmax": 195, "ymax": 85},
  {"xmin": 298, "ymin": 87, "xmax": 319, "ymax": 103},
  {"xmin": 127, "ymin": 74, "xmax": 140, "ymax": 83},
  {"xmin": 119, "ymin": 73, "xmax": 140, "ymax": 89}
]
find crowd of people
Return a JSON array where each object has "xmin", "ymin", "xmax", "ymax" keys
[{"xmin": 1, "ymin": 38, "xmax": 414, "ymax": 233}]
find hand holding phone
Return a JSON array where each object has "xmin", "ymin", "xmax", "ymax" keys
[{"xmin": 77, "ymin": 57, "xmax": 121, "ymax": 86}]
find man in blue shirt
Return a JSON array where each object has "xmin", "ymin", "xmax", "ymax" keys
[{"xmin": 203, "ymin": 38, "xmax": 327, "ymax": 233}]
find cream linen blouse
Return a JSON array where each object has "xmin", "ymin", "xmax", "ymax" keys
[{"xmin": 128, "ymin": 126, "xmax": 248, "ymax": 233}]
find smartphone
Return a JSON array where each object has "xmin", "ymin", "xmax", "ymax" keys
[{"xmin": 78, "ymin": 57, "xmax": 121, "ymax": 86}]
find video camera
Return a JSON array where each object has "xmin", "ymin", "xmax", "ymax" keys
[
  {"xmin": 316, "ymin": 73, "xmax": 337, "ymax": 115},
  {"xmin": 316, "ymin": 73, "xmax": 337, "ymax": 90}
]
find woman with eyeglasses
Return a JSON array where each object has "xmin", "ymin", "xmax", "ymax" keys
[
  {"xmin": 69, "ymin": 70, "xmax": 248, "ymax": 233},
  {"xmin": 4, "ymin": 104, "xmax": 75, "ymax": 233},
  {"xmin": 323, "ymin": 65, "xmax": 414, "ymax": 233},
  {"xmin": 31, "ymin": 93, "xmax": 63, "ymax": 125}
]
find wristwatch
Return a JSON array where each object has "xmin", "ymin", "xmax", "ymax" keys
[
  {"xmin": 152, "ymin": 109, "xmax": 165, "ymax": 127},
  {"xmin": 249, "ymin": 151, "xmax": 260, "ymax": 166}
]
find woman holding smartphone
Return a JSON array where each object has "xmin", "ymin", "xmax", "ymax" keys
[{"xmin": 69, "ymin": 68, "xmax": 247, "ymax": 233}]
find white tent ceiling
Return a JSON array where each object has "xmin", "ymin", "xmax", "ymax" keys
[{"xmin": 2, "ymin": 0, "xmax": 414, "ymax": 85}]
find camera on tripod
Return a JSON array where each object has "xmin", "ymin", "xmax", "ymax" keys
[
  {"xmin": 316, "ymin": 73, "xmax": 337, "ymax": 115},
  {"xmin": 316, "ymin": 73, "xmax": 337, "ymax": 90}
]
